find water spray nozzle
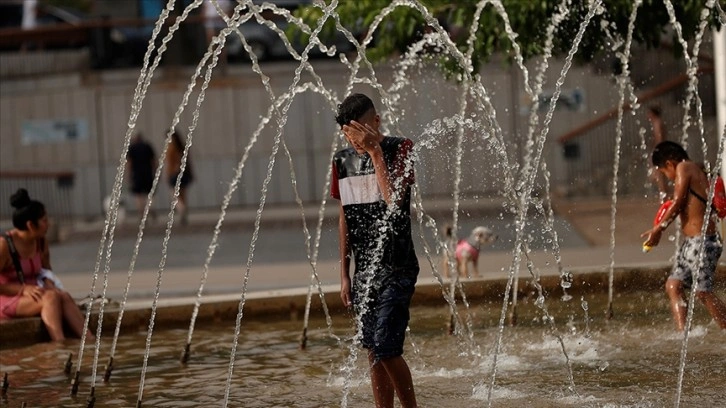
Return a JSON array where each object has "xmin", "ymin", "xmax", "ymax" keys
[
  {"xmin": 70, "ymin": 370, "xmax": 80, "ymax": 396},
  {"xmin": 299, "ymin": 328, "xmax": 308, "ymax": 350},
  {"xmin": 64, "ymin": 353, "xmax": 73, "ymax": 375},
  {"xmin": 509, "ymin": 306, "xmax": 518, "ymax": 326},
  {"xmin": 103, "ymin": 357, "xmax": 114, "ymax": 383},
  {"xmin": 180, "ymin": 343, "xmax": 191, "ymax": 364},
  {"xmin": 86, "ymin": 387, "xmax": 96, "ymax": 408},
  {"xmin": 1, "ymin": 372, "xmax": 8, "ymax": 396}
]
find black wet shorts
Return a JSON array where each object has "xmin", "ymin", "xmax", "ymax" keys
[{"xmin": 354, "ymin": 275, "xmax": 416, "ymax": 361}]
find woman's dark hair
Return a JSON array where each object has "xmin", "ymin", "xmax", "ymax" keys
[
  {"xmin": 170, "ymin": 129, "xmax": 186, "ymax": 152},
  {"xmin": 335, "ymin": 93, "xmax": 375, "ymax": 127},
  {"xmin": 652, "ymin": 140, "xmax": 689, "ymax": 167},
  {"xmin": 10, "ymin": 188, "xmax": 46, "ymax": 230}
]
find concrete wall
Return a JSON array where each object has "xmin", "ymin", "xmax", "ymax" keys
[{"xmin": 0, "ymin": 49, "xmax": 717, "ymax": 220}]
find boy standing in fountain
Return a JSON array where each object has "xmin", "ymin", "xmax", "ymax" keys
[
  {"xmin": 331, "ymin": 93, "xmax": 419, "ymax": 408},
  {"xmin": 641, "ymin": 141, "xmax": 726, "ymax": 331}
]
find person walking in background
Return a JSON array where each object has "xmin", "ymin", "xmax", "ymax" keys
[
  {"xmin": 646, "ymin": 105, "xmax": 670, "ymax": 202},
  {"xmin": 0, "ymin": 189, "xmax": 93, "ymax": 341},
  {"xmin": 331, "ymin": 93, "xmax": 419, "ymax": 408},
  {"xmin": 165, "ymin": 129, "xmax": 194, "ymax": 225},
  {"xmin": 126, "ymin": 132, "xmax": 158, "ymax": 222},
  {"xmin": 641, "ymin": 141, "xmax": 726, "ymax": 331}
]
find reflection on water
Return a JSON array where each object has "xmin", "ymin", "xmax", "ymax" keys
[{"xmin": 1, "ymin": 290, "xmax": 725, "ymax": 407}]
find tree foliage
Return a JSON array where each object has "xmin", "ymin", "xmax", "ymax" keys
[{"xmin": 294, "ymin": 0, "xmax": 722, "ymax": 72}]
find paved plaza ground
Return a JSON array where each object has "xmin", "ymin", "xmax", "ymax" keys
[
  {"xmin": 5, "ymin": 194, "xmax": 726, "ymax": 348},
  {"xmin": 49, "ymin": 195, "xmax": 678, "ymax": 302}
]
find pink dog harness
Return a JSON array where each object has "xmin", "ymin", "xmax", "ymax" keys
[{"xmin": 455, "ymin": 239, "xmax": 479, "ymax": 263}]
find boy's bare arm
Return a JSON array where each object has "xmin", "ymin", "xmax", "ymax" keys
[
  {"xmin": 338, "ymin": 204, "xmax": 351, "ymax": 277},
  {"xmin": 368, "ymin": 138, "xmax": 413, "ymax": 207},
  {"xmin": 641, "ymin": 162, "xmax": 691, "ymax": 246},
  {"xmin": 338, "ymin": 203, "xmax": 352, "ymax": 307},
  {"xmin": 664, "ymin": 162, "xmax": 691, "ymax": 226},
  {"xmin": 368, "ymin": 145, "xmax": 394, "ymax": 205}
]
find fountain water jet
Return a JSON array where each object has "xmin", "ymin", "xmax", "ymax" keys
[
  {"xmin": 0, "ymin": 1, "xmax": 724, "ymax": 407},
  {"xmin": 113, "ymin": 0, "xmax": 725, "ymax": 405}
]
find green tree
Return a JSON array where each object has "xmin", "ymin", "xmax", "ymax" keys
[{"xmin": 294, "ymin": 0, "xmax": 722, "ymax": 73}]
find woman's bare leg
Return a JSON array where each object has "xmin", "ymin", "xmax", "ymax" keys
[
  {"xmin": 36, "ymin": 291, "xmax": 65, "ymax": 341},
  {"xmin": 59, "ymin": 291, "xmax": 94, "ymax": 340}
]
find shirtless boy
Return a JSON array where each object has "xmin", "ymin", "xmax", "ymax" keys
[{"xmin": 641, "ymin": 141, "xmax": 726, "ymax": 331}]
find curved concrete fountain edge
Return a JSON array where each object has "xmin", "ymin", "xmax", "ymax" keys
[{"xmin": 2, "ymin": 263, "xmax": 724, "ymax": 350}]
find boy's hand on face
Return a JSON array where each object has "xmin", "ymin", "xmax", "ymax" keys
[{"xmin": 343, "ymin": 121, "xmax": 380, "ymax": 154}]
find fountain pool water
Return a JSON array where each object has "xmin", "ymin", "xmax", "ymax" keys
[{"xmin": 1, "ymin": 290, "xmax": 725, "ymax": 407}]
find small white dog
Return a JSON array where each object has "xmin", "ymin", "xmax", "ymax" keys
[{"xmin": 442, "ymin": 225, "xmax": 498, "ymax": 278}]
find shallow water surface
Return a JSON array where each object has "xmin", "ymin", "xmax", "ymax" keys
[{"xmin": 1, "ymin": 290, "xmax": 725, "ymax": 407}]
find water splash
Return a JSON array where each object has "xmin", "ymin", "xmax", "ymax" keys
[
  {"xmin": 74, "ymin": 0, "xmax": 199, "ymax": 398},
  {"xmin": 605, "ymin": 0, "xmax": 642, "ymax": 320},
  {"xmin": 675, "ymin": 121, "xmax": 726, "ymax": 408},
  {"xmin": 485, "ymin": 1, "xmax": 603, "ymax": 404},
  {"xmin": 62, "ymin": 0, "xmax": 724, "ymax": 407}
]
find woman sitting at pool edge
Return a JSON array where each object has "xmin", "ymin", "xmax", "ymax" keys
[{"xmin": 0, "ymin": 188, "xmax": 93, "ymax": 341}]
